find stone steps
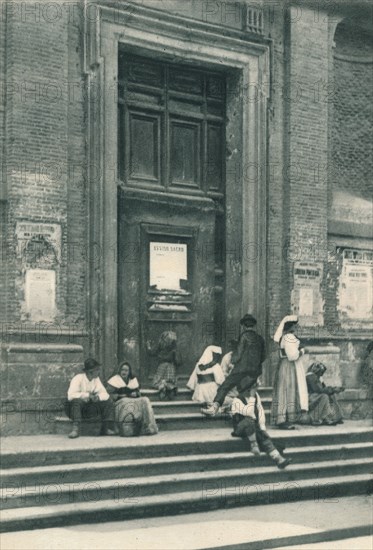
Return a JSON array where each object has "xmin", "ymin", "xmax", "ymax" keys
[
  {"xmin": 0, "ymin": 425, "xmax": 372, "ymax": 532},
  {"xmin": 1, "ymin": 472, "xmax": 371, "ymax": 533},
  {"xmin": 1, "ymin": 442, "xmax": 371, "ymax": 486},
  {"xmin": 54, "ymin": 389, "xmax": 273, "ymax": 434},
  {"xmin": 2, "ymin": 456, "xmax": 372, "ymax": 510},
  {"xmin": 2, "ymin": 426, "xmax": 372, "ymax": 468}
]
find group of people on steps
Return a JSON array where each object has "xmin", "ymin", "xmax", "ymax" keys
[{"xmin": 66, "ymin": 313, "xmax": 344, "ymax": 470}]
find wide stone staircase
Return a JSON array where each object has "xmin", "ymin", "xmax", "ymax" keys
[
  {"xmin": 53, "ymin": 386, "xmax": 274, "ymax": 433},
  {"xmin": 0, "ymin": 385, "xmax": 372, "ymax": 534}
]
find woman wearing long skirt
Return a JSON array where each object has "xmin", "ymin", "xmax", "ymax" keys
[
  {"xmin": 107, "ymin": 361, "xmax": 158, "ymax": 436},
  {"xmin": 306, "ymin": 362, "xmax": 344, "ymax": 425},
  {"xmin": 271, "ymin": 315, "xmax": 309, "ymax": 429}
]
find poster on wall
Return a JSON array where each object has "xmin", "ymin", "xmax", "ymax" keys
[
  {"xmin": 25, "ymin": 269, "xmax": 56, "ymax": 321},
  {"xmin": 149, "ymin": 242, "xmax": 187, "ymax": 291},
  {"xmin": 291, "ymin": 262, "xmax": 324, "ymax": 326},
  {"xmin": 338, "ymin": 249, "xmax": 373, "ymax": 326}
]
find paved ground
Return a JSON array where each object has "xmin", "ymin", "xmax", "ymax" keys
[{"xmin": 1, "ymin": 495, "xmax": 371, "ymax": 550}]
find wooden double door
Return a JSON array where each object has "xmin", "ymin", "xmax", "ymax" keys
[{"xmin": 117, "ymin": 53, "xmax": 227, "ymax": 383}]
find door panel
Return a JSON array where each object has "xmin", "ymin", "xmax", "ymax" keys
[{"xmin": 118, "ymin": 193, "xmax": 217, "ymax": 383}]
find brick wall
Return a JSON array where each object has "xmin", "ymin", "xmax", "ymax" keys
[
  {"xmin": 331, "ymin": 20, "xmax": 373, "ymax": 218},
  {"xmin": 0, "ymin": 3, "xmax": 88, "ymax": 431},
  {"xmin": 5, "ymin": 4, "xmax": 69, "ymax": 322},
  {"xmin": 285, "ymin": 7, "xmax": 330, "ymax": 332},
  {"xmin": 66, "ymin": 10, "xmax": 87, "ymax": 326},
  {"xmin": 326, "ymin": 19, "xmax": 373, "ymax": 335},
  {"xmin": 265, "ymin": 5, "xmax": 288, "ymax": 370}
]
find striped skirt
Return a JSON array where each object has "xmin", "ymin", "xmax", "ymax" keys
[{"xmin": 271, "ymin": 358, "xmax": 301, "ymax": 425}]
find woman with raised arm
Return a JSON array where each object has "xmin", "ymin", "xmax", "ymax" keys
[{"xmin": 271, "ymin": 315, "xmax": 309, "ymax": 429}]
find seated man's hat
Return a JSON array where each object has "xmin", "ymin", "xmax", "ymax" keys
[{"xmin": 83, "ymin": 358, "xmax": 100, "ymax": 372}]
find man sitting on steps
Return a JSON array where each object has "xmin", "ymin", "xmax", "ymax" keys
[{"xmin": 66, "ymin": 358, "xmax": 115, "ymax": 439}]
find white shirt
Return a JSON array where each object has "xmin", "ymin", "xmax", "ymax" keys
[
  {"xmin": 281, "ymin": 333, "xmax": 301, "ymax": 361},
  {"xmin": 231, "ymin": 393, "xmax": 266, "ymax": 430},
  {"xmin": 67, "ymin": 373, "xmax": 110, "ymax": 402}
]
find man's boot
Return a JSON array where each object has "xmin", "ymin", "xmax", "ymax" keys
[
  {"xmin": 68, "ymin": 422, "xmax": 80, "ymax": 439},
  {"xmin": 269, "ymin": 449, "xmax": 292, "ymax": 469},
  {"xmin": 201, "ymin": 402, "xmax": 219, "ymax": 416}
]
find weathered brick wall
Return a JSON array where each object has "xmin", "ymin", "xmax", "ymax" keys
[
  {"xmin": 1, "ymin": 3, "xmax": 87, "ymax": 434},
  {"xmin": 0, "ymin": 2, "xmax": 6, "ymax": 325},
  {"xmin": 5, "ymin": 3, "xmax": 69, "ymax": 322},
  {"xmin": 331, "ymin": 20, "xmax": 373, "ymax": 209},
  {"xmin": 286, "ymin": 8, "xmax": 329, "ymax": 264},
  {"xmin": 66, "ymin": 8, "xmax": 87, "ymax": 326},
  {"xmin": 2, "ymin": 3, "xmax": 88, "ymax": 332},
  {"xmin": 325, "ymin": 19, "xmax": 373, "ymax": 338},
  {"xmin": 265, "ymin": 5, "xmax": 288, "ymax": 371}
]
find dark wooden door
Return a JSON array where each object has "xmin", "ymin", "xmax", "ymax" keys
[{"xmin": 117, "ymin": 53, "xmax": 226, "ymax": 384}]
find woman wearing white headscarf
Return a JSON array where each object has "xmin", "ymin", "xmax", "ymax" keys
[
  {"xmin": 187, "ymin": 345, "xmax": 224, "ymax": 404},
  {"xmin": 271, "ymin": 315, "xmax": 309, "ymax": 429}
]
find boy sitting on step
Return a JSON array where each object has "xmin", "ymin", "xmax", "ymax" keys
[{"xmin": 231, "ymin": 383, "xmax": 292, "ymax": 469}]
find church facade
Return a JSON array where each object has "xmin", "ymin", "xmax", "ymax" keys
[{"xmin": 0, "ymin": 0, "xmax": 372, "ymax": 433}]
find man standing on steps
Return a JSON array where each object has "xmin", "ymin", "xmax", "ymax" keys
[{"xmin": 201, "ymin": 314, "xmax": 266, "ymax": 416}]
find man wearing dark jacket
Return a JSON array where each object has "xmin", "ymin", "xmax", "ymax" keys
[{"xmin": 201, "ymin": 314, "xmax": 266, "ymax": 416}]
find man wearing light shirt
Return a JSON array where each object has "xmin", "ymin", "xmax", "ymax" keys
[{"xmin": 66, "ymin": 358, "xmax": 115, "ymax": 439}]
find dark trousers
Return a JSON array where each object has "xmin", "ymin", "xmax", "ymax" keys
[
  {"xmin": 234, "ymin": 417, "xmax": 276, "ymax": 454},
  {"xmin": 214, "ymin": 368, "xmax": 258, "ymax": 406},
  {"xmin": 65, "ymin": 399, "xmax": 114, "ymax": 425}
]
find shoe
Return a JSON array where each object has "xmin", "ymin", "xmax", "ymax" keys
[
  {"xmin": 201, "ymin": 403, "xmax": 219, "ymax": 416},
  {"xmin": 277, "ymin": 457, "xmax": 292, "ymax": 470},
  {"xmin": 68, "ymin": 423, "xmax": 79, "ymax": 439},
  {"xmin": 158, "ymin": 388, "xmax": 167, "ymax": 401},
  {"xmin": 231, "ymin": 431, "xmax": 240, "ymax": 438},
  {"xmin": 298, "ymin": 413, "xmax": 310, "ymax": 425},
  {"xmin": 278, "ymin": 423, "xmax": 296, "ymax": 430},
  {"xmin": 102, "ymin": 428, "xmax": 116, "ymax": 436}
]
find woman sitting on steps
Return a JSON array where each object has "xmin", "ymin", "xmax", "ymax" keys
[{"xmin": 106, "ymin": 361, "xmax": 158, "ymax": 437}]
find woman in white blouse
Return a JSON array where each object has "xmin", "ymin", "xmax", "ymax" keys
[
  {"xmin": 271, "ymin": 315, "xmax": 309, "ymax": 429},
  {"xmin": 107, "ymin": 361, "xmax": 158, "ymax": 437}
]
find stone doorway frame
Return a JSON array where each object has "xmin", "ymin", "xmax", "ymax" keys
[{"xmin": 86, "ymin": 3, "xmax": 270, "ymax": 379}]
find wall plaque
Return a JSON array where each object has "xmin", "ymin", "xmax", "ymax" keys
[
  {"xmin": 292, "ymin": 262, "xmax": 324, "ymax": 326},
  {"xmin": 149, "ymin": 242, "xmax": 187, "ymax": 290},
  {"xmin": 25, "ymin": 269, "xmax": 56, "ymax": 321},
  {"xmin": 338, "ymin": 249, "xmax": 373, "ymax": 325},
  {"xmin": 16, "ymin": 222, "xmax": 61, "ymax": 262}
]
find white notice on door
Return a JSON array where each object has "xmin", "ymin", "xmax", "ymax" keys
[
  {"xmin": 25, "ymin": 269, "xmax": 56, "ymax": 321},
  {"xmin": 150, "ymin": 242, "xmax": 187, "ymax": 290}
]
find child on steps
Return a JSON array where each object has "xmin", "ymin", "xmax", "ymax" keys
[{"xmin": 231, "ymin": 384, "xmax": 292, "ymax": 469}]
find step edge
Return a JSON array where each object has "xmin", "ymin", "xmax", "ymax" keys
[
  {"xmin": 1, "ymin": 442, "xmax": 372, "ymax": 476},
  {"xmin": 1, "ymin": 473, "xmax": 371, "ymax": 521},
  {"xmin": 2, "ymin": 458, "xmax": 372, "ymax": 499}
]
